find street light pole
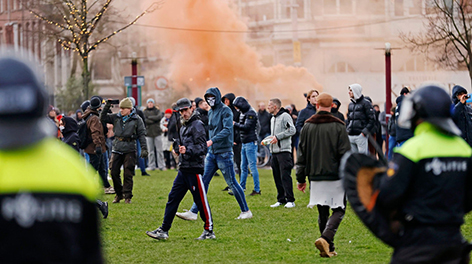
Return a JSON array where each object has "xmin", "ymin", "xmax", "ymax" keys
[
  {"xmin": 131, "ymin": 52, "xmax": 138, "ymax": 105},
  {"xmin": 385, "ymin": 43, "xmax": 392, "ymax": 157}
]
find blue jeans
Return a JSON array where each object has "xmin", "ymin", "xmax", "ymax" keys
[
  {"xmin": 190, "ymin": 151, "xmax": 249, "ymax": 214},
  {"xmin": 240, "ymin": 142, "xmax": 260, "ymax": 192},
  {"xmin": 388, "ymin": 136, "xmax": 396, "ymax": 161},
  {"xmin": 136, "ymin": 140, "xmax": 146, "ymax": 173}
]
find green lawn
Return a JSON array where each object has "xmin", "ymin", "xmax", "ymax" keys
[{"xmin": 100, "ymin": 169, "xmax": 472, "ymax": 263}]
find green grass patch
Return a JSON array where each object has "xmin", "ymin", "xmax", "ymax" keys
[{"xmin": 101, "ymin": 169, "xmax": 472, "ymax": 263}]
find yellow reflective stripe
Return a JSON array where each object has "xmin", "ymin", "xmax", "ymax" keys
[{"xmin": 0, "ymin": 139, "xmax": 100, "ymax": 202}]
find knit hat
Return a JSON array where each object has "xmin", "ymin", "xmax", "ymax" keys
[
  {"xmin": 81, "ymin": 100, "xmax": 90, "ymax": 112},
  {"xmin": 317, "ymin": 93, "xmax": 333, "ymax": 108},
  {"xmin": 119, "ymin": 98, "xmax": 133, "ymax": 109},
  {"xmin": 194, "ymin": 97, "xmax": 204, "ymax": 107},
  {"xmin": 147, "ymin": 98, "xmax": 155, "ymax": 104},
  {"xmin": 165, "ymin": 108, "xmax": 172, "ymax": 114},
  {"xmin": 90, "ymin": 96, "xmax": 102, "ymax": 110},
  {"xmin": 129, "ymin": 97, "xmax": 136, "ymax": 107}
]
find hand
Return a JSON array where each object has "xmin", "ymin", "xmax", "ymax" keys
[
  {"xmin": 95, "ymin": 146, "xmax": 102, "ymax": 155},
  {"xmin": 460, "ymin": 94, "xmax": 468, "ymax": 104},
  {"xmin": 207, "ymin": 140, "xmax": 213, "ymax": 147},
  {"xmin": 106, "ymin": 98, "xmax": 113, "ymax": 106},
  {"xmin": 140, "ymin": 149, "xmax": 148, "ymax": 158},
  {"xmin": 297, "ymin": 182, "xmax": 306, "ymax": 193},
  {"xmin": 233, "ymin": 121, "xmax": 235, "ymax": 125},
  {"xmin": 179, "ymin": 145, "xmax": 186, "ymax": 154},
  {"xmin": 270, "ymin": 136, "xmax": 278, "ymax": 144}
]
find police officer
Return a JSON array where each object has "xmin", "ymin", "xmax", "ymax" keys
[
  {"xmin": 376, "ymin": 85, "xmax": 472, "ymax": 263},
  {"xmin": 0, "ymin": 55, "xmax": 103, "ymax": 263}
]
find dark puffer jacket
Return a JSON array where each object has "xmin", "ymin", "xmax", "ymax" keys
[
  {"xmin": 296, "ymin": 102, "xmax": 316, "ymax": 133},
  {"xmin": 452, "ymin": 85, "xmax": 472, "ymax": 147},
  {"xmin": 222, "ymin": 93, "xmax": 241, "ymax": 144},
  {"xmin": 61, "ymin": 116, "xmax": 80, "ymax": 152},
  {"xmin": 346, "ymin": 95, "xmax": 376, "ymax": 136},
  {"xmin": 101, "ymin": 103, "xmax": 147, "ymax": 154},
  {"xmin": 233, "ymin": 96, "xmax": 258, "ymax": 143},
  {"xmin": 395, "ymin": 95, "xmax": 414, "ymax": 143},
  {"xmin": 179, "ymin": 111, "xmax": 207, "ymax": 173}
]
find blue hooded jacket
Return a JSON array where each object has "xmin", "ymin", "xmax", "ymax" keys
[{"xmin": 204, "ymin": 87, "xmax": 234, "ymax": 154}]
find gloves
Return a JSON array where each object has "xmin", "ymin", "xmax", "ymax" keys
[
  {"xmin": 95, "ymin": 146, "xmax": 102, "ymax": 155},
  {"xmin": 141, "ymin": 149, "xmax": 148, "ymax": 158}
]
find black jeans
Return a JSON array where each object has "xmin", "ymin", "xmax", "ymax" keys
[
  {"xmin": 233, "ymin": 143, "xmax": 242, "ymax": 179},
  {"xmin": 317, "ymin": 205, "xmax": 345, "ymax": 252},
  {"xmin": 270, "ymin": 152, "xmax": 295, "ymax": 203},
  {"xmin": 89, "ymin": 153, "xmax": 110, "ymax": 188},
  {"xmin": 110, "ymin": 152, "xmax": 136, "ymax": 199}
]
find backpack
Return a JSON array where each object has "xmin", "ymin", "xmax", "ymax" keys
[{"xmin": 78, "ymin": 115, "xmax": 92, "ymax": 149}]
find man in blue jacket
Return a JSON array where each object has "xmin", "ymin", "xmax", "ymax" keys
[{"xmin": 176, "ymin": 87, "xmax": 252, "ymax": 220}]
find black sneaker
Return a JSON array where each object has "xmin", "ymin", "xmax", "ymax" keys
[
  {"xmin": 222, "ymin": 186, "xmax": 230, "ymax": 191},
  {"xmin": 146, "ymin": 227, "xmax": 169, "ymax": 240},
  {"xmin": 196, "ymin": 230, "xmax": 216, "ymax": 240},
  {"xmin": 249, "ymin": 190, "xmax": 261, "ymax": 196},
  {"xmin": 141, "ymin": 172, "xmax": 151, "ymax": 176},
  {"xmin": 99, "ymin": 201, "xmax": 108, "ymax": 219}
]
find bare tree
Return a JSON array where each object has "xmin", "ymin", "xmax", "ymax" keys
[
  {"xmin": 30, "ymin": 0, "xmax": 164, "ymax": 100},
  {"xmin": 400, "ymin": 0, "xmax": 472, "ymax": 86}
]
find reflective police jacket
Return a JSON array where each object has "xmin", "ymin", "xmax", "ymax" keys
[
  {"xmin": 0, "ymin": 138, "xmax": 102, "ymax": 263},
  {"xmin": 377, "ymin": 122, "xmax": 472, "ymax": 227}
]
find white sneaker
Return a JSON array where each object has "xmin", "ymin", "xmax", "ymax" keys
[
  {"xmin": 284, "ymin": 202, "xmax": 295, "ymax": 208},
  {"xmin": 176, "ymin": 210, "xmax": 198, "ymax": 221},
  {"xmin": 270, "ymin": 202, "xmax": 282, "ymax": 208},
  {"xmin": 236, "ymin": 210, "xmax": 253, "ymax": 220}
]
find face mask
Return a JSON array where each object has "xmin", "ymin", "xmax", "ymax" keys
[
  {"xmin": 207, "ymin": 97, "xmax": 216, "ymax": 107},
  {"xmin": 59, "ymin": 125, "xmax": 65, "ymax": 132}
]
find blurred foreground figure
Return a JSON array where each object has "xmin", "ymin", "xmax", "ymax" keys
[
  {"xmin": 0, "ymin": 55, "xmax": 102, "ymax": 263},
  {"xmin": 341, "ymin": 85, "xmax": 472, "ymax": 264}
]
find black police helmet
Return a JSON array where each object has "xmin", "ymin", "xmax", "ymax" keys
[
  {"xmin": 397, "ymin": 85, "xmax": 461, "ymax": 136},
  {"xmin": 175, "ymin": 98, "xmax": 192, "ymax": 111}
]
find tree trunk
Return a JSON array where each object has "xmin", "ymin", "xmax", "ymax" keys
[{"xmin": 82, "ymin": 55, "xmax": 90, "ymax": 101}]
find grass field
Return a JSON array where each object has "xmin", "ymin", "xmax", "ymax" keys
[{"xmin": 100, "ymin": 168, "xmax": 472, "ymax": 264}]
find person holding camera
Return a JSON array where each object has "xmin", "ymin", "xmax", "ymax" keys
[
  {"xmin": 100, "ymin": 98, "xmax": 148, "ymax": 204},
  {"xmin": 452, "ymin": 85, "xmax": 472, "ymax": 147}
]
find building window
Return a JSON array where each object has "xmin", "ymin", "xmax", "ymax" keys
[
  {"xmin": 328, "ymin": 61, "xmax": 355, "ymax": 73},
  {"xmin": 322, "ymin": 0, "xmax": 353, "ymax": 15},
  {"xmin": 243, "ymin": 2, "xmax": 275, "ymax": 22},
  {"xmin": 280, "ymin": 0, "xmax": 304, "ymax": 19},
  {"xmin": 400, "ymin": 57, "xmax": 436, "ymax": 71}
]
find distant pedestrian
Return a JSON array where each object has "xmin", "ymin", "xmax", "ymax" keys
[
  {"xmin": 144, "ymin": 98, "xmax": 165, "ymax": 171},
  {"xmin": 395, "ymin": 87, "xmax": 413, "ymax": 147},
  {"xmin": 296, "ymin": 89, "xmax": 318, "ymax": 133},
  {"xmin": 331, "ymin": 98, "xmax": 345, "ymax": 122},
  {"xmin": 452, "ymin": 85, "xmax": 472, "ymax": 147}
]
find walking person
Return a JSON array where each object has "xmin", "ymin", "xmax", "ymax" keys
[
  {"xmin": 395, "ymin": 87, "xmax": 413, "ymax": 147},
  {"xmin": 100, "ymin": 98, "xmax": 148, "ymax": 204},
  {"xmin": 176, "ymin": 87, "xmax": 252, "ymax": 220},
  {"xmin": 146, "ymin": 98, "xmax": 215, "ymax": 240},
  {"xmin": 233, "ymin": 96, "xmax": 261, "ymax": 196},
  {"xmin": 144, "ymin": 98, "xmax": 165, "ymax": 171},
  {"xmin": 296, "ymin": 93, "xmax": 351, "ymax": 258},
  {"xmin": 266, "ymin": 98, "xmax": 296, "ymax": 208}
]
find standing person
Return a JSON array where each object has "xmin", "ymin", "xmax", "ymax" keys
[
  {"xmin": 387, "ymin": 105, "xmax": 397, "ymax": 161},
  {"xmin": 129, "ymin": 97, "xmax": 149, "ymax": 176},
  {"xmin": 161, "ymin": 108, "xmax": 176, "ymax": 169},
  {"xmin": 395, "ymin": 87, "xmax": 413, "ymax": 147},
  {"xmin": 379, "ymin": 106, "xmax": 388, "ymax": 152},
  {"xmin": 331, "ymin": 98, "xmax": 345, "ymax": 122},
  {"xmin": 146, "ymin": 98, "xmax": 215, "ymax": 240},
  {"xmin": 194, "ymin": 97, "xmax": 210, "ymax": 138},
  {"xmin": 0, "ymin": 55, "xmax": 102, "ymax": 263},
  {"xmin": 100, "ymin": 98, "xmax": 148, "ymax": 204},
  {"xmin": 452, "ymin": 84, "xmax": 472, "ymax": 147},
  {"xmin": 267, "ymin": 98, "xmax": 296, "ymax": 208},
  {"xmin": 75, "ymin": 109, "xmax": 83, "ymax": 122},
  {"xmin": 83, "ymin": 96, "xmax": 112, "ymax": 194},
  {"xmin": 233, "ymin": 96, "xmax": 261, "ymax": 196},
  {"xmin": 167, "ymin": 104, "xmax": 181, "ymax": 169},
  {"xmin": 296, "ymin": 93, "xmax": 351, "ymax": 258},
  {"xmin": 376, "ymin": 85, "xmax": 472, "ymax": 263},
  {"xmin": 296, "ymin": 89, "xmax": 318, "ymax": 133},
  {"xmin": 346, "ymin": 83, "xmax": 376, "ymax": 154},
  {"xmin": 257, "ymin": 101, "xmax": 271, "ymax": 139},
  {"xmin": 144, "ymin": 98, "xmax": 165, "ymax": 171},
  {"xmin": 176, "ymin": 87, "xmax": 252, "ymax": 220},
  {"xmin": 222, "ymin": 93, "xmax": 242, "ymax": 181}
]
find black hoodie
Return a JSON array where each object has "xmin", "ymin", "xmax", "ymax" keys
[
  {"xmin": 233, "ymin": 96, "xmax": 258, "ymax": 143},
  {"xmin": 452, "ymin": 85, "xmax": 472, "ymax": 146},
  {"xmin": 221, "ymin": 92, "xmax": 241, "ymax": 144},
  {"xmin": 61, "ymin": 116, "xmax": 80, "ymax": 152}
]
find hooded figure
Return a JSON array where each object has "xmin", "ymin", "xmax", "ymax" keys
[
  {"xmin": 331, "ymin": 98, "xmax": 345, "ymax": 122},
  {"xmin": 395, "ymin": 88, "xmax": 414, "ymax": 145},
  {"xmin": 451, "ymin": 85, "xmax": 472, "ymax": 147},
  {"xmin": 61, "ymin": 116, "xmax": 80, "ymax": 152},
  {"xmin": 204, "ymin": 88, "xmax": 234, "ymax": 154}
]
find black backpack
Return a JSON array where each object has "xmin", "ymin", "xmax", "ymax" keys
[{"xmin": 78, "ymin": 115, "xmax": 92, "ymax": 149}]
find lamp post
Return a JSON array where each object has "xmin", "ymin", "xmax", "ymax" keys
[
  {"xmin": 131, "ymin": 52, "xmax": 138, "ymax": 105},
  {"xmin": 385, "ymin": 43, "xmax": 392, "ymax": 157}
]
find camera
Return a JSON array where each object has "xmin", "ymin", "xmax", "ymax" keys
[
  {"xmin": 108, "ymin": 99, "xmax": 120, "ymax": 105},
  {"xmin": 465, "ymin": 94, "xmax": 471, "ymax": 99}
]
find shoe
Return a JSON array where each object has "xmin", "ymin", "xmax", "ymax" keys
[
  {"xmin": 196, "ymin": 230, "xmax": 216, "ymax": 240},
  {"xmin": 141, "ymin": 172, "xmax": 150, "ymax": 176},
  {"xmin": 284, "ymin": 202, "xmax": 296, "ymax": 208},
  {"xmin": 146, "ymin": 227, "xmax": 169, "ymax": 240},
  {"xmin": 112, "ymin": 196, "xmax": 123, "ymax": 203},
  {"xmin": 176, "ymin": 210, "xmax": 198, "ymax": 221},
  {"xmin": 249, "ymin": 190, "xmax": 261, "ymax": 196},
  {"xmin": 99, "ymin": 202, "xmax": 108, "ymax": 219},
  {"xmin": 270, "ymin": 202, "xmax": 283, "ymax": 208},
  {"xmin": 222, "ymin": 186, "xmax": 230, "ymax": 191},
  {"xmin": 146, "ymin": 167, "xmax": 156, "ymax": 171},
  {"xmin": 104, "ymin": 186, "xmax": 115, "ymax": 194},
  {"xmin": 236, "ymin": 210, "xmax": 253, "ymax": 220},
  {"xmin": 315, "ymin": 238, "xmax": 335, "ymax": 258},
  {"xmin": 124, "ymin": 198, "xmax": 131, "ymax": 204},
  {"xmin": 228, "ymin": 190, "xmax": 234, "ymax": 196}
]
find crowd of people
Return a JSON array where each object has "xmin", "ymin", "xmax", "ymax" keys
[{"xmin": 3, "ymin": 51, "xmax": 472, "ymax": 263}]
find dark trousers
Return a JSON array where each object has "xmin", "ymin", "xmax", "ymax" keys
[
  {"xmin": 110, "ymin": 152, "xmax": 136, "ymax": 199},
  {"xmin": 162, "ymin": 170, "xmax": 213, "ymax": 232},
  {"xmin": 391, "ymin": 243, "xmax": 470, "ymax": 264},
  {"xmin": 270, "ymin": 152, "xmax": 295, "ymax": 203},
  {"xmin": 163, "ymin": 150, "xmax": 175, "ymax": 169},
  {"xmin": 89, "ymin": 153, "xmax": 110, "ymax": 188},
  {"xmin": 317, "ymin": 205, "xmax": 345, "ymax": 252},
  {"xmin": 233, "ymin": 143, "xmax": 242, "ymax": 179}
]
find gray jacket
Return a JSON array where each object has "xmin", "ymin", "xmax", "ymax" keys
[
  {"xmin": 100, "ymin": 104, "xmax": 147, "ymax": 154},
  {"xmin": 270, "ymin": 107, "xmax": 296, "ymax": 153}
]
